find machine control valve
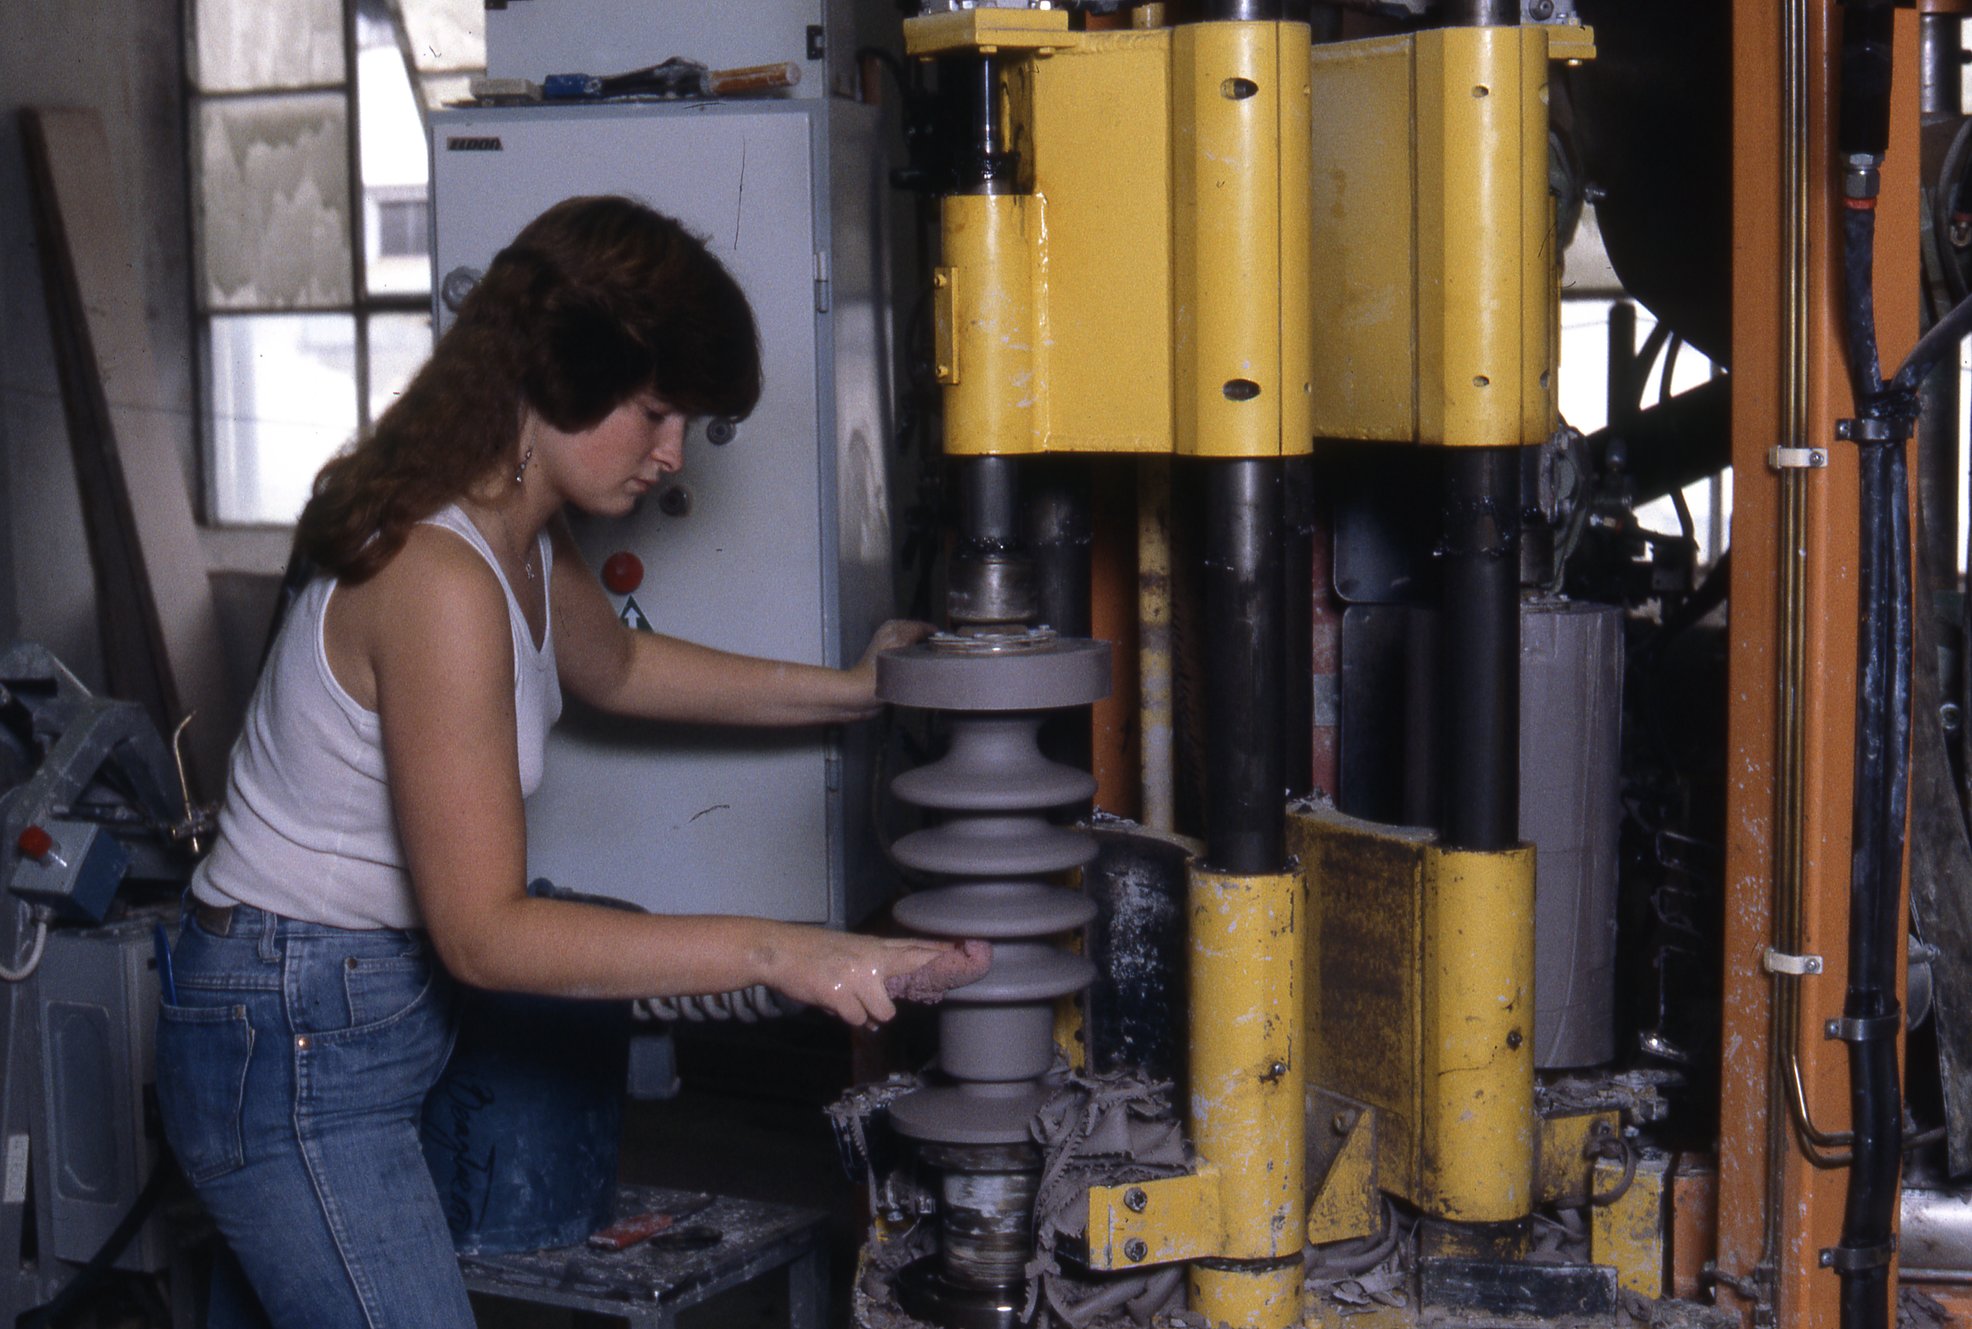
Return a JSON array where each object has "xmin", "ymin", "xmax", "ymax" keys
[{"xmin": 9, "ymin": 819, "xmax": 128, "ymax": 924}]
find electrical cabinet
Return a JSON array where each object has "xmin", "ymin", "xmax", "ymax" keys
[{"xmin": 430, "ymin": 97, "xmax": 896, "ymax": 926}]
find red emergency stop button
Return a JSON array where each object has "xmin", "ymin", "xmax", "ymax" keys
[
  {"xmin": 17, "ymin": 826, "xmax": 52, "ymax": 861},
  {"xmin": 601, "ymin": 552, "xmax": 644, "ymax": 596}
]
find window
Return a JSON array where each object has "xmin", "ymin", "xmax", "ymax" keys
[{"xmin": 186, "ymin": 0, "xmax": 483, "ymax": 525}]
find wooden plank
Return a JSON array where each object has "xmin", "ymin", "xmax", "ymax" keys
[{"xmin": 19, "ymin": 107, "xmax": 232, "ymax": 798}]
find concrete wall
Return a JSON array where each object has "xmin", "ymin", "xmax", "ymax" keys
[
  {"xmin": 0, "ymin": 2, "xmax": 281, "ymax": 740},
  {"xmin": 1, "ymin": 1, "xmax": 195, "ymax": 691}
]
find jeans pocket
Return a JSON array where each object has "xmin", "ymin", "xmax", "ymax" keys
[
  {"xmin": 155, "ymin": 1002, "xmax": 254, "ymax": 1184},
  {"xmin": 342, "ymin": 952, "xmax": 436, "ymax": 1030}
]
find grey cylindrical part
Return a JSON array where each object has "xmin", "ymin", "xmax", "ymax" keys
[
  {"xmin": 1901, "ymin": 1187, "xmax": 1972, "ymax": 1279},
  {"xmin": 939, "ymin": 1003, "xmax": 1059, "ymax": 1082},
  {"xmin": 931, "ymin": 1147, "xmax": 1041, "ymax": 1290},
  {"xmin": 1519, "ymin": 600, "xmax": 1624, "ymax": 1069}
]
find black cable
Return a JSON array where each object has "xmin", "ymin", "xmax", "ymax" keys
[
  {"xmin": 1831, "ymin": 5, "xmax": 1911, "ymax": 1327},
  {"xmin": 16, "ymin": 1162, "xmax": 172, "ymax": 1329}
]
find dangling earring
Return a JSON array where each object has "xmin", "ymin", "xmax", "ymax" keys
[{"xmin": 513, "ymin": 444, "xmax": 534, "ymax": 485}]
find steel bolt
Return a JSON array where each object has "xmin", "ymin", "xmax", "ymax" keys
[
  {"xmin": 1124, "ymin": 1187, "xmax": 1148, "ymax": 1213},
  {"xmin": 1124, "ymin": 1239, "xmax": 1148, "ymax": 1263},
  {"xmin": 1332, "ymin": 1108, "xmax": 1359, "ymax": 1135},
  {"xmin": 1506, "ymin": 1029, "xmax": 1523, "ymax": 1051},
  {"xmin": 1529, "ymin": 0, "xmax": 1554, "ymax": 18}
]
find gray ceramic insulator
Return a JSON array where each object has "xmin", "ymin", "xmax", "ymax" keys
[{"xmin": 878, "ymin": 638, "xmax": 1111, "ymax": 1145}]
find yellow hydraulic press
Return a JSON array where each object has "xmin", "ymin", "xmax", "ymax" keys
[{"xmin": 887, "ymin": 3, "xmax": 1591, "ymax": 1325}]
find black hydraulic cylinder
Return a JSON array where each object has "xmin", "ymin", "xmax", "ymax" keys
[
  {"xmin": 960, "ymin": 457, "xmax": 1021, "ymax": 552},
  {"xmin": 1450, "ymin": 0, "xmax": 1519, "ymax": 26},
  {"xmin": 1439, "ymin": 447, "xmax": 1521, "ymax": 852},
  {"xmin": 951, "ymin": 55, "xmax": 1016, "ymax": 195},
  {"xmin": 1203, "ymin": 459, "xmax": 1287, "ymax": 874},
  {"xmin": 1026, "ymin": 463, "xmax": 1092, "ymax": 638},
  {"xmin": 1199, "ymin": 0, "xmax": 1285, "ymax": 19},
  {"xmin": 1283, "ymin": 456, "xmax": 1316, "ymax": 799}
]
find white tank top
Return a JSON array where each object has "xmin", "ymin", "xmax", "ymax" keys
[{"xmin": 191, "ymin": 504, "xmax": 562, "ymax": 929}]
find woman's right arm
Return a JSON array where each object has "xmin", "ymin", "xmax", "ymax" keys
[{"xmin": 362, "ymin": 534, "xmax": 950, "ymax": 1023}]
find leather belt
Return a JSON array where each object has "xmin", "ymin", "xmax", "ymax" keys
[{"xmin": 193, "ymin": 900, "xmax": 237, "ymax": 936}]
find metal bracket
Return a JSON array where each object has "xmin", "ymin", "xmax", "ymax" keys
[
  {"xmin": 1835, "ymin": 417, "xmax": 1908, "ymax": 445},
  {"xmin": 1763, "ymin": 947, "xmax": 1824, "ymax": 976},
  {"xmin": 1767, "ymin": 446, "xmax": 1829, "ymax": 471},
  {"xmin": 1819, "ymin": 1242, "xmax": 1896, "ymax": 1273},
  {"xmin": 1824, "ymin": 1012, "xmax": 1902, "ymax": 1043}
]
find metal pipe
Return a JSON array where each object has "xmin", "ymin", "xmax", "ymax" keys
[
  {"xmin": 1449, "ymin": 0, "xmax": 1518, "ymax": 26},
  {"xmin": 1283, "ymin": 456, "xmax": 1316, "ymax": 800},
  {"xmin": 1203, "ymin": 459, "xmax": 1286, "ymax": 874},
  {"xmin": 1198, "ymin": 0, "xmax": 1285, "ymax": 19},
  {"xmin": 1139, "ymin": 462, "xmax": 1177, "ymax": 832},
  {"xmin": 1921, "ymin": 15, "xmax": 1962, "ymax": 117},
  {"xmin": 1028, "ymin": 463, "xmax": 1095, "ymax": 798},
  {"xmin": 951, "ymin": 55, "xmax": 1016, "ymax": 196},
  {"xmin": 950, "ymin": 457, "xmax": 1034, "ymax": 629},
  {"xmin": 1439, "ymin": 447, "xmax": 1521, "ymax": 852}
]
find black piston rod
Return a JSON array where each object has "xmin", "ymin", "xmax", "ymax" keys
[
  {"xmin": 1439, "ymin": 447, "xmax": 1522, "ymax": 852},
  {"xmin": 1203, "ymin": 459, "xmax": 1287, "ymax": 873}
]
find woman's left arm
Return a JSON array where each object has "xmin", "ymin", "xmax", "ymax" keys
[{"xmin": 549, "ymin": 517, "xmax": 932, "ymax": 725}]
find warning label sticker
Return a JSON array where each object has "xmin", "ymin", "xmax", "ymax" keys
[{"xmin": 620, "ymin": 596, "xmax": 653, "ymax": 632}]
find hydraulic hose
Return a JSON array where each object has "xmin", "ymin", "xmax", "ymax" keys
[{"xmin": 1831, "ymin": 4, "xmax": 1912, "ymax": 1327}]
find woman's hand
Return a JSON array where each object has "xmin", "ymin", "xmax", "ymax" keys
[
  {"xmin": 753, "ymin": 924, "xmax": 966, "ymax": 1028},
  {"xmin": 843, "ymin": 619, "xmax": 937, "ymax": 718}
]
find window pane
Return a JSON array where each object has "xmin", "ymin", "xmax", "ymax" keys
[
  {"xmin": 359, "ymin": 27, "xmax": 431, "ymax": 297},
  {"xmin": 208, "ymin": 314, "xmax": 357, "ymax": 524},
  {"xmin": 193, "ymin": 0, "xmax": 344, "ymax": 91},
  {"xmin": 401, "ymin": 0, "xmax": 486, "ymax": 74},
  {"xmin": 366, "ymin": 312, "xmax": 434, "ymax": 423},
  {"xmin": 199, "ymin": 94, "xmax": 354, "ymax": 310}
]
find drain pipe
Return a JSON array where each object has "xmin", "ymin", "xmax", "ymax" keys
[{"xmin": 1830, "ymin": 3, "xmax": 1911, "ymax": 1326}]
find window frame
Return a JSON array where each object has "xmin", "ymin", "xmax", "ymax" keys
[{"xmin": 183, "ymin": 0, "xmax": 448, "ymax": 529}]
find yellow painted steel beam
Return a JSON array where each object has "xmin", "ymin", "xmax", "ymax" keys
[
  {"xmin": 1189, "ymin": 864, "xmax": 1305, "ymax": 1329},
  {"xmin": 1418, "ymin": 842, "xmax": 1536, "ymax": 1223},
  {"xmin": 1290, "ymin": 804, "xmax": 1536, "ymax": 1225},
  {"xmin": 1534, "ymin": 1109, "xmax": 1621, "ymax": 1209},
  {"xmin": 1306, "ymin": 1100, "xmax": 1380, "ymax": 1244},
  {"xmin": 1172, "ymin": 22, "xmax": 1313, "ymax": 459},
  {"xmin": 924, "ymin": 21, "xmax": 1313, "ymax": 458},
  {"xmin": 1084, "ymin": 1167, "xmax": 1224, "ymax": 1270},
  {"xmin": 903, "ymin": 7, "xmax": 1073, "ymax": 58},
  {"xmin": 1590, "ymin": 1150, "xmax": 1670, "ymax": 1298},
  {"xmin": 1307, "ymin": 26, "xmax": 1571, "ymax": 448}
]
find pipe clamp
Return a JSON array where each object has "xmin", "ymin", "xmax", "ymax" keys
[
  {"xmin": 1762, "ymin": 948, "xmax": 1824, "ymax": 976},
  {"xmin": 1823, "ymin": 1011, "xmax": 1902, "ymax": 1043},
  {"xmin": 1818, "ymin": 1241, "xmax": 1895, "ymax": 1272}
]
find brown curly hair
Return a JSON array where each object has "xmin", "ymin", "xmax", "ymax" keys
[{"xmin": 296, "ymin": 195, "xmax": 761, "ymax": 583}]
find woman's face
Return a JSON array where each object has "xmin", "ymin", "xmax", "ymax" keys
[{"xmin": 542, "ymin": 391, "xmax": 689, "ymax": 516}]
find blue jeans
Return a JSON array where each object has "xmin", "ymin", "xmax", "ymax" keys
[{"xmin": 153, "ymin": 902, "xmax": 472, "ymax": 1329}]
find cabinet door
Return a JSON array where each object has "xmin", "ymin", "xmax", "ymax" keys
[{"xmin": 433, "ymin": 104, "xmax": 836, "ymax": 922}]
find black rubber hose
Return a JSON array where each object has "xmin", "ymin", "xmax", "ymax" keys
[
  {"xmin": 1838, "ymin": 435, "xmax": 1911, "ymax": 1329},
  {"xmin": 1843, "ymin": 203, "xmax": 1885, "ymax": 403},
  {"xmin": 1831, "ymin": 7, "xmax": 1911, "ymax": 1327}
]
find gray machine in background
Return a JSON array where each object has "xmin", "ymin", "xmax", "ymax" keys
[{"xmin": 431, "ymin": 7, "xmax": 900, "ymax": 928}]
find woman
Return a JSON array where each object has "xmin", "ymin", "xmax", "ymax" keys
[{"xmin": 154, "ymin": 195, "xmax": 959, "ymax": 1328}]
